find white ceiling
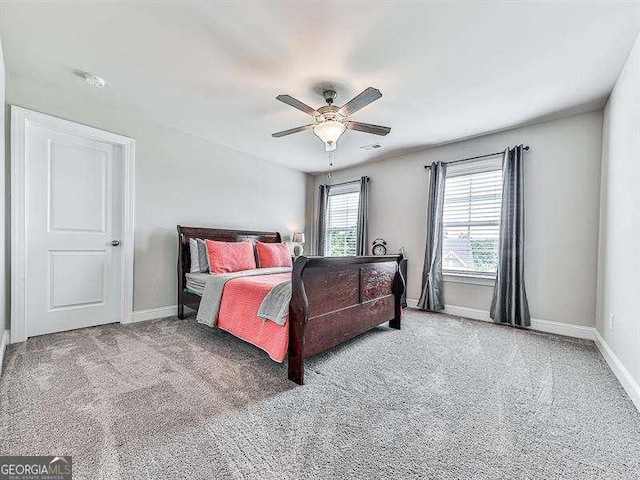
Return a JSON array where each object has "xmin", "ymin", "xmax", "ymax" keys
[{"xmin": 1, "ymin": 1, "xmax": 639, "ymax": 173}]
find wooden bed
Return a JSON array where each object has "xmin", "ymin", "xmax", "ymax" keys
[{"xmin": 177, "ymin": 226, "xmax": 405, "ymax": 385}]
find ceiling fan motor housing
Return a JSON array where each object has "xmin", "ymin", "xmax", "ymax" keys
[{"xmin": 315, "ymin": 105, "xmax": 344, "ymax": 123}]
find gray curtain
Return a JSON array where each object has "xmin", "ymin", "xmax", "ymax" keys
[
  {"xmin": 356, "ymin": 176, "xmax": 369, "ymax": 255},
  {"xmin": 490, "ymin": 145, "xmax": 531, "ymax": 327},
  {"xmin": 316, "ymin": 184, "xmax": 330, "ymax": 256},
  {"xmin": 418, "ymin": 162, "xmax": 447, "ymax": 311}
]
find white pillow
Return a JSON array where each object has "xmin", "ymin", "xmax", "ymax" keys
[{"xmin": 189, "ymin": 238, "xmax": 200, "ymax": 273}]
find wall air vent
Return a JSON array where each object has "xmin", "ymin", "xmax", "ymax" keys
[{"xmin": 360, "ymin": 144, "xmax": 383, "ymax": 151}]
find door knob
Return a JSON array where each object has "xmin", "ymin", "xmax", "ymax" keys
[{"xmin": 110, "ymin": 240, "xmax": 121, "ymax": 247}]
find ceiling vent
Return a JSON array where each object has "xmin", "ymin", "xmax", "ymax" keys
[{"xmin": 360, "ymin": 144, "xmax": 383, "ymax": 151}]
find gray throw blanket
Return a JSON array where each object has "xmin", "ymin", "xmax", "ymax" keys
[
  {"xmin": 196, "ymin": 267, "xmax": 291, "ymax": 327},
  {"xmin": 257, "ymin": 280, "xmax": 291, "ymax": 326}
]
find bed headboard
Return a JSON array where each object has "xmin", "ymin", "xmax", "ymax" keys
[{"xmin": 177, "ymin": 226, "xmax": 282, "ymax": 291}]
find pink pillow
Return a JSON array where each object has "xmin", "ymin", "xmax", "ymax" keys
[
  {"xmin": 256, "ymin": 242, "xmax": 292, "ymax": 268},
  {"xmin": 206, "ymin": 240, "xmax": 256, "ymax": 274}
]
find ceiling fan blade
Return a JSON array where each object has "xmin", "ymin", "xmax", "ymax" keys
[
  {"xmin": 271, "ymin": 124, "xmax": 314, "ymax": 138},
  {"xmin": 338, "ymin": 88, "xmax": 382, "ymax": 116},
  {"xmin": 276, "ymin": 95, "xmax": 319, "ymax": 116},
  {"xmin": 346, "ymin": 121, "xmax": 391, "ymax": 136}
]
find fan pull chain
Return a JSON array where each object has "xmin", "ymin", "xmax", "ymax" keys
[{"xmin": 327, "ymin": 151, "xmax": 333, "ymax": 181}]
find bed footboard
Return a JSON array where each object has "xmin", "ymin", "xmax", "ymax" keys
[{"xmin": 288, "ymin": 255, "xmax": 405, "ymax": 385}]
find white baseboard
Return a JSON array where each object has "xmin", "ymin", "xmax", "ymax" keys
[
  {"xmin": 130, "ymin": 305, "xmax": 177, "ymax": 323},
  {"xmin": 593, "ymin": 329, "xmax": 640, "ymax": 412},
  {"xmin": 406, "ymin": 298, "xmax": 420, "ymax": 309},
  {"xmin": 0, "ymin": 329, "xmax": 10, "ymax": 377},
  {"xmin": 406, "ymin": 299, "xmax": 595, "ymax": 340},
  {"xmin": 529, "ymin": 317, "xmax": 595, "ymax": 340}
]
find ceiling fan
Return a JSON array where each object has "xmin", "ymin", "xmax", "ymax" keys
[{"xmin": 272, "ymin": 88, "xmax": 391, "ymax": 151}]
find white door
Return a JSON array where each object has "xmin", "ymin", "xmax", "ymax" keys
[{"xmin": 25, "ymin": 122, "xmax": 124, "ymax": 337}]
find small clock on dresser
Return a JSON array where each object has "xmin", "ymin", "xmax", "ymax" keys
[{"xmin": 372, "ymin": 238, "xmax": 387, "ymax": 255}]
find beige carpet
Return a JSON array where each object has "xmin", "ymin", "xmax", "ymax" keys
[{"xmin": 1, "ymin": 310, "xmax": 639, "ymax": 479}]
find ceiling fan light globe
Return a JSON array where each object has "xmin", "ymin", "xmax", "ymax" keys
[{"xmin": 313, "ymin": 120, "xmax": 346, "ymax": 151}]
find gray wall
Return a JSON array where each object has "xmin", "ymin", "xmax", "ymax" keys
[
  {"xmin": 6, "ymin": 73, "xmax": 307, "ymax": 312},
  {"xmin": 596, "ymin": 34, "xmax": 640, "ymax": 385},
  {"xmin": 309, "ymin": 111, "xmax": 603, "ymax": 327},
  {"xmin": 0, "ymin": 36, "xmax": 5, "ymax": 330}
]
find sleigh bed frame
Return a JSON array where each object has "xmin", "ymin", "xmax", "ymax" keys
[{"xmin": 177, "ymin": 226, "xmax": 405, "ymax": 385}]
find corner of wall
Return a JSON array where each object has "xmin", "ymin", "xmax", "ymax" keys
[
  {"xmin": 594, "ymin": 31, "xmax": 640, "ymax": 399},
  {"xmin": 304, "ymin": 173, "xmax": 316, "ymax": 255},
  {"xmin": 0, "ymin": 33, "xmax": 6, "ymax": 332}
]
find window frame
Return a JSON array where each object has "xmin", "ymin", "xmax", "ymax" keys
[
  {"xmin": 442, "ymin": 156, "xmax": 503, "ymax": 282},
  {"xmin": 324, "ymin": 182, "xmax": 361, "ymax": 257}
]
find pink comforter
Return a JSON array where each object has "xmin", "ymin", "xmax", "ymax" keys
[{"xmin": 217, "ymin": 272, "xmax": 290, "ymax": 362}]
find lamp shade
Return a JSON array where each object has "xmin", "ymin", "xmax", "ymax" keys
[
  {"xmin": 292, "ymin": 232, "xmax": 306, "ymax": 244},
  {"xmin": 313, "ymin": 121, "xmax": 346, "ymax": 151}
]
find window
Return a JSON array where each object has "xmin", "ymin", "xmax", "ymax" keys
[
  {"xmin": 325, "ymin": 186, "xmax": 360, "ymax": 256},
  {"xmin": 442, "ymin": 163, "xmax": 503, "ymax": 276}
]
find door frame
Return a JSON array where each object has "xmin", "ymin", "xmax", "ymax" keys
[{"xmin": 10, "ymin": 106, "xmax": 136, "ymax": 343}]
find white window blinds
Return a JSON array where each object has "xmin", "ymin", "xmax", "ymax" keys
[
  {"xmin": 442, "ymin": 167, "xmax": 503, "ymax": 275},
  {"xmin": 325, "ymin": 190, "xmax": 360, "ymax": 256}
]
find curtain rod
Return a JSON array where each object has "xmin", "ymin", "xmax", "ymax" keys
[
  {"xmin": 321, "ymin": 177, "xmax": 370, "ymax": 188},
  {"xmin": 423, "ymin": 146, "xmax": 530, "ymax": 170}
]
